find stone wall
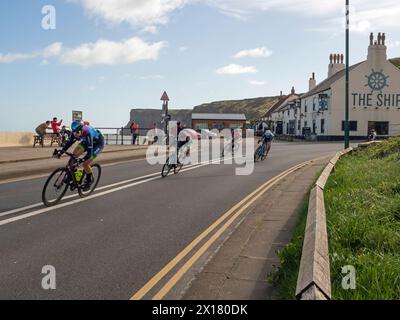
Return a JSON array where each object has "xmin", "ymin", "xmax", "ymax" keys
[{"xmin": 0, "ymin": 132, "xmax": 34, "ymax": 147}]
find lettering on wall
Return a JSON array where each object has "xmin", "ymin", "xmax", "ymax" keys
[{"xmin": 352, "ymin": 70, "xmax": 400, "ymax": 107}]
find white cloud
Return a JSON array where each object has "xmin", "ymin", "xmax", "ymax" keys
[
  {"xmin": 179, "ymin": 46, "xmax": 188, "ymax": 52},
  {"xmin": 0, "ymin": 37, "xmax": 167, "ymax": 66},
  {"xmin": 60, "ymin": 37, "xmax": 166, "ymax": 66},
  {"xmin": 0, "ymin": 53, "xmax": 37, "ymax": 63},
  {"xmin": 69, "ymin": 0, "xmax": 400, "ymax": 32},
  {"xmin": 216, "ymin": 64, "xmax": 258, "ymax": 75},
  {"xmin": 141, "ymin": 25, "xmax": 158, "ymax": 34},
  {"xmin": 69, "ymin": 0, "xmax": 188, "ymax": 27},
  {"xmin": 249, "ymin": 80, "xmax": 265, "ymax": 86},
  {"xmin": 42, "ymin": 42, "xmax": 63, "ymax": 58},
  {"xmin": 233, "ymin": 47, "xmax": 272, "ymax": 59}
]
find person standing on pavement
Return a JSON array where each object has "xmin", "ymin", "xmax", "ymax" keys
[
  {"xmin": 35, "ymin": 121, "xmax": 51, "ymax": 140},
  {"xmin": 130, "ymin": 121, "xmax": 139, "ymax": 145},
  {"xmin": 51, "ymin": 117, "xmax": 63, "ymax": 138}
]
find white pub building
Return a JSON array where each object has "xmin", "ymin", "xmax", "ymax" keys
[{"xmin": 268, "ymin": 32, "xmax": 400, "ymax": 140}]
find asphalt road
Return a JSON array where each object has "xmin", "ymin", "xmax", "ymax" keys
[{"xmin": 0, "ymin": 141, "xmax": 346, "ymax": 299}]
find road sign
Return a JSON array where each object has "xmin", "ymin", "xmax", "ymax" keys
[
  {"xmin": 72, "ymin": 110, "xmax": 83, "ymax": 121},
  {"xmin": 160, "ymin": 91, "xmax": 169, "ymax": 101}
]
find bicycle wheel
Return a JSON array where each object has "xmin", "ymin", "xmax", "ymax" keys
[
  {"xmin": 78, "ymin": 164, "xmax": 102, "ymax": 198},
  {"xmin": 161, "ymin": 158, "xmax": 172, "ymax": 178},
  {"xmin": 261, "ymin": 147, "xmax": 268, "ymax": 161},
  {"xmin": 42, "ymin": 167, "xmax": 70, "ymax": 207},
  {"xmin": 254, "ymin": 146, "xmax": 263, "ymax": 162}
]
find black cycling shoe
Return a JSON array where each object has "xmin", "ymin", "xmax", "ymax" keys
[{"xmin": 82, "ymin": 174, "xmax": 93, "ymax": 192}]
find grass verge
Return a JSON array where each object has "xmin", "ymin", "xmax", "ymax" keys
[
  {"xmin": 269, "ymin": 137, "xmax": 400, "ymax": 300},
  {"xmin": 326, "ymin": 139, "xmax": 400, "ymax": 299}
]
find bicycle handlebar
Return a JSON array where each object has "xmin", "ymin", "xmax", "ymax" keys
[{"xmin": 53, "ymin": 149, "xmax": 77, "ymax": 160}]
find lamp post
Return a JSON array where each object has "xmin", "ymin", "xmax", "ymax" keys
[{"xmin": 345, "ymin": 0, "xmax": 350, "ymax": 149}]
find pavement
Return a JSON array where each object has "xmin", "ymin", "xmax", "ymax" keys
[
  {"xmin": 0, "ymin": 141, "xmax": 345, "ymax": 299},
  {"xmin": 182, "ymin": 157, "xmax": 328, "ymax": 300},
  {"xmin": 0, "ymin": 144, "xmax": 148, "ymax": 163},
  {"xmin": 0, "ymin": 145, "xmax": 149, "ymax": 182}
]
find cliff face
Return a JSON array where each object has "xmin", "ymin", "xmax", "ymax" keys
[
  {"xmin": 126, "ymin": 96, "xmax": 282, "ymax": 129},
  {"xmin": 126, "ymin": 108, "xmax": 192, "ymax": 129}
]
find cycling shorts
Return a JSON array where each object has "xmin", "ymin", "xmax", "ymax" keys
[{"xmin": 77, "ymin": 135, "xmax": 105, "ymax": 161}]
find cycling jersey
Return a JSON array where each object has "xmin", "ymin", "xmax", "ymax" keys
[
  {"xmin": 262, "ymin": 130, "xmax": 274, "ymax": 143},
  {"xmin": 62, "ymin": 125, "xmax": 104, "ymax": 161}
]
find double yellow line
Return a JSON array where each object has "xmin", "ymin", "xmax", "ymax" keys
[{"xmin": 130, "ymin": 157, "xmax": 321, "ymax": 300}]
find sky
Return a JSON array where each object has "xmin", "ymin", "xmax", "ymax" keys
[{"xmin": 1, "ymin": 0, "xmax": 400, "ymax": 131}]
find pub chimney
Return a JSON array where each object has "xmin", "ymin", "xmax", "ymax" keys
[
  {"xmin": 367, "ymin": 32, "xmax": 387, "ymax": 68},
  {"xmin": 309, "ymin": 72, "xmax": 316, "ymax": 91},
  {"xmin": 328, "ymin": 53, "xmax": 345, "ymax": 78}
]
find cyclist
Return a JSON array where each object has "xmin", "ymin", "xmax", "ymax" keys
[
  {"xmin": 56, "ymin": 120, "xmax": 104, "ymax": 191},
  {"xmin": 259, "ymin": 127, "xmax": 274, "ymax": 157},
  {"xmin": 175, "ymin": 122, "xmax": 193, "ymax": 164}
]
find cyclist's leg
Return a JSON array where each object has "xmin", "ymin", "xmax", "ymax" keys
[
  {"xmin": 267, "ymin": 141, "xmax": 272, "ymax": 152},
  {"xmin": 73, "ymin": 142, "xmax": 86, "ymax": 158},
  {"xmin": 176, "ymin": 140, "xmax": 185, "ymax": 164},
  {"xmin": 82, "ymin": 140, "xmax": 104, "ymax": 189}
]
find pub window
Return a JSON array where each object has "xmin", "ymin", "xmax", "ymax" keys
[
  {"xmin": 341, "ymin": 121, "xmax": 358, "ymax": 131},
  {"xmin": 321, "ymin": 119, "xmax": 325, "ymax": 134},
  {"xmin": 195, "ymin": 123, "xmax": 209, "ymax": 130},
  {"xmin": 368, "ymin": 121, "xmax": 389, "ymax": 135}
]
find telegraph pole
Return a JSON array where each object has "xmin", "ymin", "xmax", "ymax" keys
[{"xmin": 345, "ymin": 0, "xmax": 350, "ymax": 149}]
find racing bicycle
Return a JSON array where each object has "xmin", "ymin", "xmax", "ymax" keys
[
  {"xmin": 254, "ymin": 141, "xmax": 270, "ymax": 162},
  {"xmin": 161, "ymin": 143, "xmax": 190, "ymax": 178},
  {"xmin": 42, "ymin": 150, "xmax": 102, "ymax": 207}
]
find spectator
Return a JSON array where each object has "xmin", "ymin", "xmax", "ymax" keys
[
  {"xmin": 368, "ymin": 129, "xmax": 377, "ymax": 141},
  {"xmin": 35, "ymin": 121, "xmax": 51, "ymax": 140},
  {"xmin": 130, "ymin": 121, "xmax": 139, "ymax": 145},
  {"xmin": 60, "ymin": 125, "xmax": 71, "ymax": 146},
  {"xmin": 51, "ymin": 117, "xmax": 63, "ymax": 138}
]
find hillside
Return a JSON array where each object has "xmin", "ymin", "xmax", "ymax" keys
[
  {"xmin": 127, "ymin": 95, "xmax": 281, "ymax": 129},
  {"xmin": 390, "ymin": 57, "xmax": 400, "ymax": 69},
  {"xmin": 193, "ymin": 96, "xmax": 281, "ymax": 122}
]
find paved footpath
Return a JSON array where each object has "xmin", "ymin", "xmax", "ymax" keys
[{"xmin": 182, "ymin": 157, "xmax": 328, "ymax": 300}]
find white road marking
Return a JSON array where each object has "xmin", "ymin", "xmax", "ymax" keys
[
  {"xmin": 0, "ymin": 157, "xmax": 230, "ymax": 226},
  {"xmin": 0, "ymin": 156, "xmax": 221, "ymax": 219}
]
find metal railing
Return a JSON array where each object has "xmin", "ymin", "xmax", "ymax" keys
[{"xmin": 97, "ymin": 127, "xmax": 155, "ymax": 145}]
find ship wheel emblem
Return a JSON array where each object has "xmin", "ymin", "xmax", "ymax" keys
[{"xmin": 365, "ymin": 69, "xmax": 389, "ymax": 93}]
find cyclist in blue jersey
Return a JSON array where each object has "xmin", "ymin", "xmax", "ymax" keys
[
  {"xmin": 56, "ymin": 120, "xmax": 104, "ymax": 191},
  {"xmin": 259, "ymin": 127, "xmax": 274, "ymax": 157}
]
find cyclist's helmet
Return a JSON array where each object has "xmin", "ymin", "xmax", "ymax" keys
[{"xmin": 71, "ymin": 120, "xmax": 84, "ymax": 133}]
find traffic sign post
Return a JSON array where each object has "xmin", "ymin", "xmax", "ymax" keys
[{"xmin": 161, "ymin": 91, "xmax": 170, "ymax": 146}]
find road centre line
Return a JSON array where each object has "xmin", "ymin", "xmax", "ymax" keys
[
  {"xmin": 152, "ymin": 162, "xmax": 307, "ymax": 299},
  {"xmin": 130, "ymin": 158, "xmax": 316, "ymax": 300}
]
